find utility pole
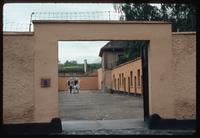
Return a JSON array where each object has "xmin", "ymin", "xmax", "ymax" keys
[{"xmin": 84, "ymin": 59, "xmax": 87, "ymax": 73}]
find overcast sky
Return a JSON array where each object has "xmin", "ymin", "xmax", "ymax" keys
[
  {"xmin": 3, "ymin": 3, "xmax": 119, "ymax": 64},
  {"xmin": 3, "ymin": 3, "xmax": 160, "ymax": 64},
  {"xmin": 3, "ymin": 3, "xmax": 118, "ymax": 22},
  {"xmin": 58, "ymin": 41, "xmax": 109, "ymax": 64}
]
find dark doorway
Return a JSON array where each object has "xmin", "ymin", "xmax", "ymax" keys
[
  {"xmin": 124, "ymin": 78, "xmax": 126, "ymax": 92},
  {"xmin": 141, "ymin": 42, "xmax": 149, "ymax": 122}
]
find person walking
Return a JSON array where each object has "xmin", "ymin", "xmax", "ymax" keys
[
  {"xmin": 68, "ymin": 79, "xmax": 73, "ymax": 94},
  {"xmin": 74, "ymin": 79, "xmax": 80, "ymax": 93},
  {"xmin": 77, "ymin": 79, "xmax": 80, "ymax": 93}
]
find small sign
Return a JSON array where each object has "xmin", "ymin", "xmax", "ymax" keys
[{"xmin": 41, "ymin": 78, "xmax": 50, "ymax": 87}]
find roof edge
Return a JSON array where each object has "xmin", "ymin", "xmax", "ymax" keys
[
  {"xmin": 172, "ymin": 32, "xmax": 196, "ymax": 35},
  {"xmin": 112, "ymin": 57, "xmax": 142, "ymax": 70}
]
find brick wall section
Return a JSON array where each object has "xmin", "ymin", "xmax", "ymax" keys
[
  {"xmin": 172, "ymin": 32, "xmax": 196, "ymax": 119},
  {"xmin": 3, "ymin": 33, "xmax": 35, "ymax": 124}
]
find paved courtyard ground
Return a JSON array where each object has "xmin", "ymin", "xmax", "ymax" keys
[
  {"xmin": 58, "ymin": 90, "xmax": 143, "ymax": 120},
  {"xmin": 58, "ymin": 90, "xmax": 195, "ymax": 135}
]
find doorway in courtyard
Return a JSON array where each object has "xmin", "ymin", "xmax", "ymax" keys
[{"xmin": 57, "ymin": 40, "xmax": 149, "ymax": 121}]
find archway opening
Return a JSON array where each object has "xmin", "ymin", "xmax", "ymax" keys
[{"xmin": 57, "ymin": 40, "xmax": 149, "ymax": 123}]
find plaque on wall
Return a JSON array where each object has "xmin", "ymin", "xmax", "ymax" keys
[{"xmin": 41, "ymin": 78, "xmax": 50, "ymax": 87}]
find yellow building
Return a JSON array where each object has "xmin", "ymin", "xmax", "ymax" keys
[
  {"xmin": 111, "ymin": 57, "xmax": 142, "ymax": 95},
  {"xmin": 98, "ymin": 41, "xmax": 143, "ymax": 95}
]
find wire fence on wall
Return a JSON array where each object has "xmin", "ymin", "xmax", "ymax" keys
[
  {"xmin": 3, "ymin": 22, "xmax": 32, "ymax": 32},
  {"xmin": 3, "ymin": 11, "xmax": 123, "ymax": 32},
  {"xmin": 31, "ymin": 11, "xmax": 122, "ymax": 20}
]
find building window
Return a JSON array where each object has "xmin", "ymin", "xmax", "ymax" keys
[
  {"xmin": 113, "ymin": 75, "xmax": 115, "ymax": 89},
  {"xmin": 122, "ymin": 73, "xmax": 124, "ymax": 87},
  {"xmin": 137, "ymin": 69, "xmax": 140, "ymax": 86},
  {"xmin": 115, "ymin": 79, "xmax": 116, "ymax": 90},
  {"xmin": 118, "ymin": 78, "xmax": 119, "ymax": 90},
  {"xmin": 124, "ymin": 77, "xmax": 126, "ymax": 91},
  {"xmin": 134, "ymin": 76, "xmax": 137, "ymax": 92},
  {"xmin": 119, "ymin": 74, "xmax": 121, "ymax": 87},
  {"xmin": 130, "ymin": 71, "xmax": 133, "ymax": 86},
  {"xmin": 128, "ymin": 77, "xmax": 130, "ymax": 92}
]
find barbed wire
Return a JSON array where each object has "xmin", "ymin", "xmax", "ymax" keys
[
  {"xmin": 3, "ymin": 22, "xmax": 31, "ymax": 32},
  {"xmin": 31, "ymin": 11, "xmax": 122, "ymax": 21},
  {"xmin": 3, "ymin": 11, "xmax": 124, "ymax": 32}
]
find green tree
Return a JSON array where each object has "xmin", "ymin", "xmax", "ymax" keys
[
  {"xmin": 160, "ymin": 3, "xmax": 196, "ymax": 31},
  {"xmin": 64, "ymin": 60, "xmax": 78, "ymax": 66},
  {"xmin": 117, "ymin": 41, "xmax": 147, "ymax": 65},
  {"xmin": 113, "ymin": 3, "xmax": 196, "ymax": 65},
  {"xmin": 87, "ymin": 63, "xmax": 101, "ymax": 72},
  {"xmin": 121, "ymin": 3, "xmax": 161, "ymax": 21},
  {"xmin": 117, "ymin": 3, "xmax": 196, "ymax": 32}
]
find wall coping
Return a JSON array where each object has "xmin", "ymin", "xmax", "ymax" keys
[
  {"xmin": 112, "ymin": 57, "xmax": 141, "ymax": 70},
  {"xmin": 172, "ymin": 32, "xmax": 196, "ymax": 35},
  {"xmin": 3, "ymin": 32, "xmax": 34, "ymax": 36},
  {"xmin": 4, "ymin": 31, "xmax": 196, "ymax": 36},
  {"xmin": 59, "ymin": 75, "xmax": 97, "ymax": 77},
  {"xmin": 32, "ymin": 20, "xmax": 170, "ymax": 24}
]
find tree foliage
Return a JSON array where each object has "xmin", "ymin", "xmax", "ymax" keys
[
  {"xmin": 58, "ymin": 60, "xmax": 101, "ymax": 73},
  {"xmin": 64, "ymin": 60, "xmax": 78, "ymax": 66},
  {"xmin": 113, "ymin": 3, "xmax": 196, "ymax": 65},
  {"xmin": 117, "ymin": 41, "xmax": 147, "ymax": 65},
  {"xmin": 117, "ymin": 3, "xmax": 196, "ymax": 32},
  {"xmin": 87, "ymin": 63, "xmax": 101, "ymax": 72},
  {"xmin": 122, "ymin": 3, "xmax": 161, "ymax": 21}
]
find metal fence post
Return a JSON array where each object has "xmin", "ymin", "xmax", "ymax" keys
[
  {"xmin": 108, "ymin": 11, "xmax": 111, "ymax": 20},
  {"xmin": 29, "ymin": 12, "xmax": 34, "ymax": 32}
]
